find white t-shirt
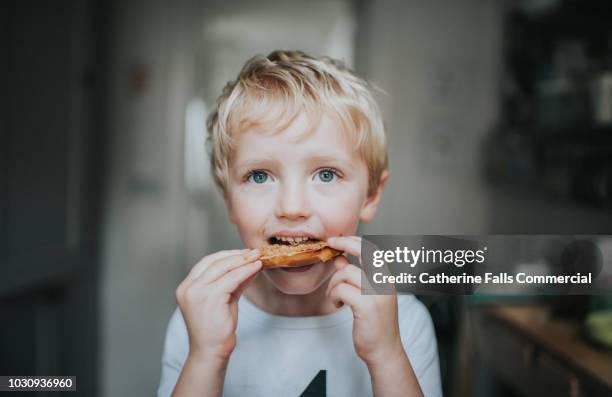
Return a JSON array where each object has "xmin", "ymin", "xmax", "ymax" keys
[{"xmin": 157, "ymin": 294, "xmax": 442, "ymax": 397}]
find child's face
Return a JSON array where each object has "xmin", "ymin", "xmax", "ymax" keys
[{"xmin": 226, "ymin": 112, "xmax": 383, "ymax": 295}]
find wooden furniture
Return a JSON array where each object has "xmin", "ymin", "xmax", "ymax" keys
[{"xmin": 468, "ymin": 305, "xmax": 612, "ymax": 397}]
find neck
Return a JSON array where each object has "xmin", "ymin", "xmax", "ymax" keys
[{"xmin": 244, "ymin": 274, "xmax": 338, "ymax": 316}]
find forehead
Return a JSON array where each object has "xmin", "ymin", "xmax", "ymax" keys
[{"xmin": 230, "ymin": 112, "xmax": 360, "ymax": 165}]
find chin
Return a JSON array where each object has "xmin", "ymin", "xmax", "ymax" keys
[{"xmin": 262, "ymin": 262, "xmax": 333, "ymax": 295}]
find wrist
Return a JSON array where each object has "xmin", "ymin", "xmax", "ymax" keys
[
  {"xmin": 188, "ymin": 347, "xmax": 232, "ymax": 368},
  {"xmin": 173, "ymin": 349, "xmax": 229, "ymax": 397},
  {"xmin": 364, "ymin": 339, "xmax": 407, "ymax": 369},
  {"xmin": 190, "ymin": 335, "xmax": 236, "ymax": 363}
]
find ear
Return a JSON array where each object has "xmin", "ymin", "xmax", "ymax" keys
[{"xmin": 359, "ymin": 170, "xmax": 389, "ymax": 222}]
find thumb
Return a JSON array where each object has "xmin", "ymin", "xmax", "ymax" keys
[{"xmin": 232, "ymin": 272, "xmax": 259, "ymax": 301}]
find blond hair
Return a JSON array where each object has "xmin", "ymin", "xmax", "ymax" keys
[{"xmin": 206, "ymin": 50, "xmax": 388, "ymax": 196}]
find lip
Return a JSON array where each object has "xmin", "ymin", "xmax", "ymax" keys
[{"xmin": 278, "ymin": 263, "xmax": 317, "ymax": 273}]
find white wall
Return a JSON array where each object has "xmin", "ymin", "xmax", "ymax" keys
[
  {"xmin": 357, "ymin": 0, "xmax": 505, "ymax": 235},
  {"xmin": 100, "ymin": 0, "xmax": 198, "ymax": 395}
]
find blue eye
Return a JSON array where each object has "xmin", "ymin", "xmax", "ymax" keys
[
  {"xmin": 248, "ymin": 171, "xmax": 269, "ymax": 184},
  {"xmin": 316, "ymin": 169, "xmax": 337, "ymax": 183}
]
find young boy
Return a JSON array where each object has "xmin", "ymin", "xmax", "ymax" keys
[{"xmin": 157, "ymin": 50, "xmax": 442, "ymax": 397}]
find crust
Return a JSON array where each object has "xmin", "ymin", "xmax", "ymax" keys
[{"xmin": 261, "ymin": 243, "xmax": 343, "ymax": 268}]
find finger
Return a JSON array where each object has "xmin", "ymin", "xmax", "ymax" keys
[
  {"xmin": 332, "ymin": 255, "xmax": 350, "ymax": 271},
  {"xmin": 186, "ymin": 249, "xmax": 250, "ymax": 282},
  {"xmin": 232, "ymin": 271, "xmax": 259, "ymax": 300},
  {"xmin": 326, "ymin": 264, "xmax": 362, "ymax": 296},
  {"xmin": 199, "ymin": 249, "xmax": 261, "ymax": 284},
  {"xmin": 326, "ymin": 236, "xmax": 362, "ymax": 259},
  {"xmin": 328, "ymin": 282, "xmax": 363, "ymax": 309},
  {"xmin": 214, "ymin": 260, "xmax": 263, "ymax": 295}
]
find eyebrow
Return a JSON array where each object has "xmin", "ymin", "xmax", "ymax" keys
[
  {"xmin": 233, "ymin": 158, "xmax": 282, "ymax": 173},
  {"xmin": 303, "ymin": 155, "xmax": 352, "ymax": 168}
]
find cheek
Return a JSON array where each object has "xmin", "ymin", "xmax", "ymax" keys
[
  {"xmin": 229, "ymin": 188, "xmax": 274, "ymax": 239},
  {"xmin": 312, "ymin": 186, "xmax": 364, "ymax": 235}
]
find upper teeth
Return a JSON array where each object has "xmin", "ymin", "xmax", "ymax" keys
[{"xmin": 276, "ymin": 236, "xmax": 310, "ymax": 243}]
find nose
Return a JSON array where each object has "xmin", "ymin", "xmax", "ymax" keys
[{"xmin": 275, "ymin": 180, "xmax": 311, "ymax": 220}]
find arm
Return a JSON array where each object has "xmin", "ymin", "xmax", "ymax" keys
[
  {"xmin": 326, "ymin": 237, "xmax": 442, "ymax": 397},
  {"xmin": 157, "ymin": 311, "xmax": 233, "ymax": 397},
  {"xmin": 157, "ymin": 249, "xmax": 262, "ymax": 397},
  {"xmin": 171, "ymin": 352, "xmax": 228, "ymax": 397},
  {"xmin": 367, "ymin": 295, "xmax": 442, "ymax": 397},
  {"xmin": 396, "ymin": 297, "xmax": 443, "ymax": 397},
  {"xmin": 367, "ymin": 344, "xmax": 423, "ymax": 397}
]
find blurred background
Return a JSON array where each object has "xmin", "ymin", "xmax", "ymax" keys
[{"xmin": 2, "ymin": 0, "xmax": 612, "ymax": 396}]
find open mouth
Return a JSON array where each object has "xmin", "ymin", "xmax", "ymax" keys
[{"xmin": 268, "ymin": 236, "xmax": 320, "ymax": 246}]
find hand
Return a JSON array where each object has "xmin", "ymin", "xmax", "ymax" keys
[
  {"xmin": 325, "ymin": 236, "xmax": 403, "ymax": 366},
  {"xmin": 175, "ymin": 249, "xmax": 262, "ymax": 362}
]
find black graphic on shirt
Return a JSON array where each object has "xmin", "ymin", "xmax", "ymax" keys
[{"xmin": 299, "ymin": 370, "xmax": 326, "ymax": 397}]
